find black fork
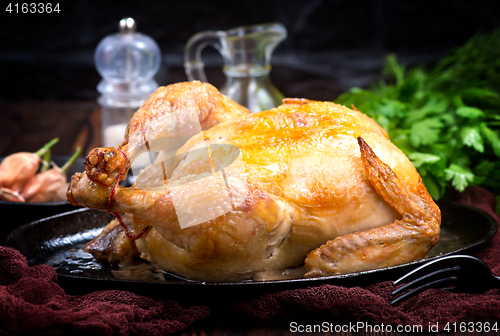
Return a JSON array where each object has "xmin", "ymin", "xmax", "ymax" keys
[{"xmin": 391, "ymin": 255, "xmax": 500, "ymax": 305}]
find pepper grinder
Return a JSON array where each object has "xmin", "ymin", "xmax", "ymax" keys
[{"xmin": 94, "ymin": 17, "xmax": 161, "ymax": 172}]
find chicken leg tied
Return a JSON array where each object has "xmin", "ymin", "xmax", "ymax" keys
[{"xmin": 68, "ymin": 81, "xmax": 250, "ymax": 207}]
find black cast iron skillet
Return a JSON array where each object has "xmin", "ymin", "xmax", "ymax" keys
[{"xmin": 3, "ymin": 200, "xmax": 497, "ymax": 305}]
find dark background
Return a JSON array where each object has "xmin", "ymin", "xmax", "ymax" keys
[
  {"xmin": 1, "ymin": 0, "xmax": 500, "ymax": 102},
  {"xmin": 0, "ymin": 0, "xmax": 499, "ymax": 155}
]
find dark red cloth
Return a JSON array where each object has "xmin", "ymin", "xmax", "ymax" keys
[
  {"xmin": 0, "ymin": 247, "xmax": 210, "ymax": 335},
  {"xmin": 1, "ymin": 187, "xmax": 499, "ymax": 335}
]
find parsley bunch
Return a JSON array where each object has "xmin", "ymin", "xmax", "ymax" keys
[{"xmin": 335, "ymin": 31, "xmax": 500, "ymax": 203}]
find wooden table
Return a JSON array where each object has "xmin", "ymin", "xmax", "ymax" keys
[{"xmin": 1, "ymin": 100, "xmax": 101, "ymax": 158}]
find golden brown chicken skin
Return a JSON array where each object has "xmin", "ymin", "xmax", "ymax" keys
[{"xmin": 69, "ymin": 82, "xmax": 440, "ymax": 282}]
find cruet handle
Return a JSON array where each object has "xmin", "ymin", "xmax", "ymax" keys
[{"xmin": 184, "ymin": 31, "xmax": 226, "ymax": 82}]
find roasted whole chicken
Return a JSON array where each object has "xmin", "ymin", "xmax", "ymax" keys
[{"xmin": 67, "ymin": 81, "xmax": 440, "ymax": 281}]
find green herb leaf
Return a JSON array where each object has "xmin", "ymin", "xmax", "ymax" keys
[
  {"xmin": 462, "ymin": 87, "xmax": 499, "ymax": 100},
  {"xmin": 406, "ymin": 95, "xmax": 448, "ymax": 124},
  {"xmin": 383, "ymin": 54, "xmax": 405, "ymax": 86},
  {"xmin": 452, "ymin": 95, "xmax": 465, "ymax": 108},
  {"xmin": 409, "ymin": 117, "xmax": 443, "ymax": 147},
  {"xmin": 473, "ymin": 160, "xmax": 495, "ymax": 177},
  {"xmin": 408, "ymin": 152, "xmax": 442, "ymax": 168},
  {"xmin": 480, "ymin": 123, "xmax": 500, "ymax": 157},
  {"xmin": 374, "ymin": 100, "xmax": 405, "ymax": 118},
  {"xmin": 460, "ymin": 126, "xmax": 484, "ymax": 153},
  {"xmin": 456, "ymin": 106, "xmax": 485, "ymax": 119},
  {"xmin": 444, "ymin": 164, "xmax": 475, "ymax": 192}
]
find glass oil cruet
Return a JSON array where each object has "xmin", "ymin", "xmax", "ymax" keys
[
  {"xmin": 94, "ymin": 17, "xmax": 161, "ymax": 173},
  {"xmin": 184, "ymin": 22, "xmax": 287, "ymax": 112}
]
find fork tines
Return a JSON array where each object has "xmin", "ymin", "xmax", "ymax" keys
[
  {"xmin": 390, "ymin": 255, "xmax": 473, "ymax": 306},
  {"xmin": 391, "ymin": 268, "xmax": 459, "ymax": 305}
]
